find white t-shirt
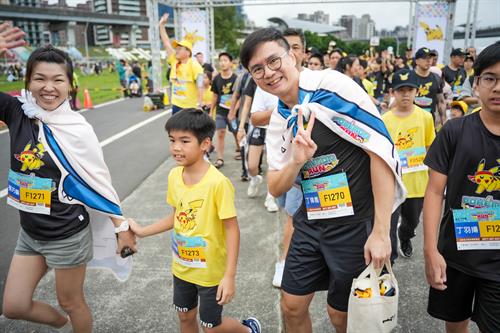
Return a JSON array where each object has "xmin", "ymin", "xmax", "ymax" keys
[{"xmin": 250, "ymin": 87, "xmax": 278, "ymax": 129}]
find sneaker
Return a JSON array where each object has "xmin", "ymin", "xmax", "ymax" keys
[
  {"xmin": 241, "ymin": 174, "xmax": 250, "ymax": 182},
  {"xmin": 247, "ymin": 175, "xmax": 263, "ymax": 198},
  {"xmin": 399, "ymin": 239, "xmax": 413, "ymax": 258},
  {"xmin": 272, "ymin": 261, "xmax": 285, "ymax": 288},
  {"xmin": 264, "ymin": 196, "xmax": 279, "ymax": 213},
  {"xmin": 242, "ymin": 317, "xmax": 261, "ymax": 333}
]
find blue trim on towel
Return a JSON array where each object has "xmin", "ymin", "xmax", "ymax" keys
[{"xmin": 43, "ymin": 124, "xmax": 122, "ymax": 216}]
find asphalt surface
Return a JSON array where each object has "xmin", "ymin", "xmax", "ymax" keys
[{"xmin": 0, "ymin": 98, "xmax": 479, "ymax": 332}]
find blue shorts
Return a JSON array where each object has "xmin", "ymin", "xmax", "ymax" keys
[{"xmin": 277, "ymin": 186, "xmax": 303, "ymax": 216}]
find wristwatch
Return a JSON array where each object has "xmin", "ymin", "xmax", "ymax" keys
[{"xmin": 114, "ymin": 219, "xmax": 130, "ymax": 234}]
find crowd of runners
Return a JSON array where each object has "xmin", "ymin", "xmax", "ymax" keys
[{"xmin": 1, "ymin": 15, "xmax": 500, "ymax": 333}]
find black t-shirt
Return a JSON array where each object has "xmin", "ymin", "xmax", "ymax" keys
[
  {"xmin": 0, "ymin": 93, "xmax": 89, "ymax": 241},
  {"xmin": 413, "ymin": 71, "xmax": 443, "ymax": 114},
  {"xmin": 368, "ymin": 71, "xmax": 385, "ymax": 98},
  {"xmin": 443, "ymin": 65, "xmax": 467, "ymax": 97},
  {"xmin": 202, "ymin": 63, "xmax": 214, "ymax": 73},
  {"xmin": 211, "ymin": 73, "xmax": 237, "ymax": 117},
  {"xmin": 296, "ymin": 120, "xmax": 374, "ymax": 225},
  {"xmin": 424, "ymin": 112, "xmax": 500, "ymax": 281},
  {"xmin": 243, "ymin": 76, "xmax": 257, "ymax": 99}
]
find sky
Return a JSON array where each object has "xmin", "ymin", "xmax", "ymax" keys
[
  {"xmin": 243, "ymin": 0, "xmax": 499, "ymax": 30},
  {"xmin": 55, "ymin": 0, "xmax": 499, "ymax": 31}
]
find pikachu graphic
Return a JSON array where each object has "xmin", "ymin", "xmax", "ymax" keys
[
  {"xmin": 14, "ymin": 142, "xmax": 46, "ymax": 171},
  {"xmin": 418, "ymin": 82, "xmax": 433, "ymax": 96},
  {"xmin": 183, "ymin": 28, "xmax": 204, "ymax": 47},
  {"xmin": 395, "ymin": 128, "xmax": 418, "ymax": 150},
  {"xmin": 468, "ymin": 159, "xmax": 500, "ymax": 194},
  {"xmin": 177, "ymin": 199, "xmax": 204, "ymax": 233},
  {"xmin": 419, "ymin": 22, "xmax": 444, "ymax": 41}
]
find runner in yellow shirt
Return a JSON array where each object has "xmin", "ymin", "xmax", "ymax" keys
[
  {"xmin": 159, "ymin": 13, "xmax": 204, "ymax": 114},
  {"xmin": 383, "ymin": 68, "xmax": 435, "ymax": 259}
]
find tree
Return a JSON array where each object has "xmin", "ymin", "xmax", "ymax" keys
[{"xmin": 214, "ymin": 7, "xmax": 244, "ymax": 57}]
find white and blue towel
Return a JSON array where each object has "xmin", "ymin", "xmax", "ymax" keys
[{"xmin": 266, "ymin": 69, "xmax": 407, "ymax": 211}]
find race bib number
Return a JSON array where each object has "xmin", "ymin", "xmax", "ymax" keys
[
  {"xmin": 453, "ymin": 207, "xmax": 500, "ymax": 250},
  {"xmin": 219, "ymin": 94, "xmax": 232, "ymax": 109},
  {"xmin": 172, "ymin": 232, "xmax": 207, "ymax": 268},
  {"xmin": 398, "ymin": 147, "xmax": 428, "ymax": 174},
  {"xmin": 172, "ymin": 80, "xmax": 187, "ymax": 100},
  {"xmin": 7, "ymin": 170, "xmax": 53, "ymax": 215},
  {"xmin": 301, "ymin": 172, "xmax": 354, "ymax": 220}
]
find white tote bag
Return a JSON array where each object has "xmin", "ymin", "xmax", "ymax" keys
[{"xmin": 347, "ymin": 260, "xmax": 399, "ymax": 333}]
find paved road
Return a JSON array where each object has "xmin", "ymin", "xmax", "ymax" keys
[{"xmin": 0, "ymin": 98, "xmax": 171, "ymax": 315}]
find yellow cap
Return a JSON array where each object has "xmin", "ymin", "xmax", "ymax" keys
[
  {"xmin": 172, "ymin": 39, "xmax": 193, "ymax": 52},
  {"xmin": 451, "ymin": 100, "xmax": 469, "ymax": 114}
]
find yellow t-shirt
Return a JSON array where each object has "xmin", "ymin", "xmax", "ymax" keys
[
  {"xmin": 166, "ymin": 165, "xmax": 237, "ymax": 287},
  {"xmin": 382, "ymin": 106, "xmax": 436, "ymax": 198},
  {"xmin": 362, "ymin": 78, "xmax": 375, "ymax": 97},
  {"xmin": 168, "ymin": 54, "xmax": 203, "ymax": 108},
  {"xmin": 202, "ymin": 87, "xmax": 213, "ymax": 106}
]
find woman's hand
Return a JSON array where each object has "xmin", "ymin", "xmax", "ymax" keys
[{"xmin": 0, "ymin": 22, "xmax": 26, "ymax": 54}]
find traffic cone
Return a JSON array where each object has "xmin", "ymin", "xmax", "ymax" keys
[{"xmin": 83, "ymin": 89, "xmax": 93, "ymax": 109}]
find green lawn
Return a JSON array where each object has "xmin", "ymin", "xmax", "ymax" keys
[{"xmin": 0, "ymin": 67, "xmax": 169, "ymax": 107}]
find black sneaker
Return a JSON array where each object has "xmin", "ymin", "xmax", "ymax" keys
[
  {"xmin": 241, "ymin": 174, "xmax": 250, "ymax": 182},
  {"xmin": 399, "ymin": 239, "xmax": 413, "ymax": 258}
]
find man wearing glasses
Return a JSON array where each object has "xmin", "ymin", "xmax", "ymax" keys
[
  {"xmin": 424, "ymin": 41, "xmax": 500, "ymax": 333},
  {"xmin": 239, "ymin": 28, "xmax": 406, "ymax": 333}
]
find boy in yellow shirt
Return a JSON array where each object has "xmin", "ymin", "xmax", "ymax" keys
[
  {"xmin": 129, "ymin": 109, "xmax": 261, "ymax": 333},
  {"xmin": 383, "ymin": 69, "xmax": 436, "ymax": 258}
]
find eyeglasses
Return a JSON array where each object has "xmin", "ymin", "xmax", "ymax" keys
[
  {"xmin": 250, "ymin": 51, "xmax": 288, "ymax": 80},
  {"xmin": 477, "ymin": 74, "xmax": 500, "ymax": 89}
]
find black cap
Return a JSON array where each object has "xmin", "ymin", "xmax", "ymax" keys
[
  {"xmin": 429, "ymin": 49, "xmax": 438, "ymax": 56},
  {"xmin": 451, "ymin": 48, "xmax": 466, "ymax": 57},
  {"xmin": 415, "ymin": 47, "xmax": 432, "ymax": 59},
  {"xmin": 392, "ymin": 69, "xmax": 418, "ymax": 90},
  {"xmin": 307, "ymin": 47, "xmax": 319, "ymax": 54}
]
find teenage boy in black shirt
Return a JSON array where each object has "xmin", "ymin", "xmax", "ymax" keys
[
  {"xmin": 443, "ymin": 48, "xmax": 467, "ymax": 99},
  {"xmin": 424, "ymin": 41, "xmax": 500, "ymax": 333},
  {"xmin": 413, "ymin": 47, "xmax": 446, "ymax": 125}
]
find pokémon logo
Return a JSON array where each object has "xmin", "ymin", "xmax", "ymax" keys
[{"xmin": 399, "ymin": 73, "xmax": 409, "ymax": 81}]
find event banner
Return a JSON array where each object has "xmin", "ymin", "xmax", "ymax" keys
[
  {"xmin": 414, "ymin": 2, "xmax": 449, "ymax": 64},
  {"xmin": 180, "ymin": 10, "xmax": 209, "ymax": 60}
]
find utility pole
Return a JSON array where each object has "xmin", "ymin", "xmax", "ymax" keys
[
  {"xmin": 464, "ymin": 0, "xmax": 473, "ymax": 48},
  {"xmin": 147, "ymin": 0, "xmax": 163, "ymax": 92},
  {"xmin": 471, "ymin": 0, "xmax": 479, "ymax": 48},
  {"xmin": 444, "ymin": 0, "xmax": 457, "ymax": 65}
]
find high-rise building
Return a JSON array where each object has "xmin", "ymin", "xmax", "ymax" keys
[
  {"xmin": 339, "ymin": 14, "xmax": 376, "ymax": 40},
  {"xmin": 297, "ymin": 10, "xmax": 329, "ymax": 25},
  {"xmin": 358, "ymin": 14, "xmax": 376, "ymax": 40},
  {"xmin": 9, "ymin": 0, "xmax": 48, "ymax": 47},
  {"xmin": 94, "ymin": 0, "xmax": 149, "ymax": 47},
  {"xmin": 339, "ymin": 15, "xmax": 358, "ymax": 40}
]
